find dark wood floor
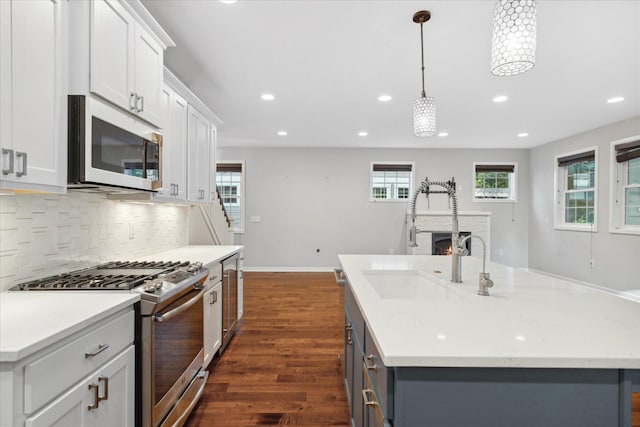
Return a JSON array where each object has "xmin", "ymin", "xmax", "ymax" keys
[
  {"xmin": 185, "ymin": 272, "xmax": 350, "ymax": 426},
  {"xmin": 185, "ymin": 272, "xmax": 640, "ymax": 427}
]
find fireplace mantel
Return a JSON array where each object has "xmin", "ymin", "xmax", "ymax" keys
[
  {"xmin": 406, "ymin": 211, "xmax": 491, "ymax": 257},
  {"xmin": 409, "ymin": 210, "xmax": 492, "ymax": 217}
]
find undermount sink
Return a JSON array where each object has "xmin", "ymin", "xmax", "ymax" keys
[{"xmin": 362, "ymin": 269, "xmax": 456, "ymax": 300}]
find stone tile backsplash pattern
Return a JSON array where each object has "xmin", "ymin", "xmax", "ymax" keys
[{"xmin": 0, "ymin": 192, "xmax": 189, "ymax": 291}]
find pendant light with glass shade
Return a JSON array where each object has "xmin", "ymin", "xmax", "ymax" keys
[
  {"xmin": 490, "ymin": 0, "xmax": 537, "ymax": 76},
  {"xmin": 413, "ymin": 10, "xmax": 436, "ymax": 138}
]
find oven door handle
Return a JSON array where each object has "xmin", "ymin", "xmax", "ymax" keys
[{"xmin": 154, "ymin": 286, "xmax": 207, "ymax": 323}]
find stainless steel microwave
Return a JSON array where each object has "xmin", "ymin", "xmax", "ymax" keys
[{"xmin": 68, "ymin": 95, "xmax": 162, "ymax": 192}]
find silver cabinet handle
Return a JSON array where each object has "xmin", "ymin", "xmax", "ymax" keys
[
  {"xmin": 139, "ymin": 95, "xmax": 144, "ymax": 112},
  {"xmin": 175, "ymin": 184, "xmax": 179, "ymax": 196},
  {"xmin": 345, "ymin": 323, "xmax": 353, "ymax": 345},
  {"xmin": 88, "ymin": 383, "xmax": 100, "ymax": 410},
  {"xmin": 85, "ymin": 343, "xmax": 109, "ymax": 358},
  {"xmin": 15, "ymin": 151, "xmax": 27, "ymax": 177},
  {"xmin": 98, "ymin": 376, "xmax": 109, "ymax": 402},
  {"xmin": 362, "ymin": 389, "xmax": 379, "ymax": 407},
  {"xmin": 364, "ymin": 354, "xmax": 378, "ymax": 371},
  {"xmin": 2, "ymin": 148, "xmax": 14, "ymax": 175},
  {"xmin": 129, "ymin": 92, "xmax": 137, "ymax": 112}
]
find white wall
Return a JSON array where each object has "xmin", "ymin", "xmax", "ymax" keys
[
  {"xmin": 0, "ymin": 192, "xmax": 190, "ymax": 291},
  {"xmin": 219, "ymin": 147, "xmax": 530, "ymax": 270},
  {"xmin": 528, "ymin": 116, "xmax": 640, "ymax": 292}
]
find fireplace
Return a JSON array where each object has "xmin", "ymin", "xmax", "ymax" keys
[{"xmin": 432, "ymin": 232, "xmax": 471, "ymax": 256}]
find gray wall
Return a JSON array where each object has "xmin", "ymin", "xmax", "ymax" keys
[
  {"xmin": 218, "ymin": 147, "xmax": 530, "ymax": 270},
  {"xmin": 528, "ymin": 116, "xmax": 640, "ymax": 292}
]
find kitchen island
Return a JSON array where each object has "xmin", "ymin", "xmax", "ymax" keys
[{"xmin": 338, "ymin": 254, "xmax": 640, "ymax": 427}]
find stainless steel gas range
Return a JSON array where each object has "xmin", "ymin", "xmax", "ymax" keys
[{"xmin": 11, "ymin": 260, "xmax": 211, "ymax": 427}]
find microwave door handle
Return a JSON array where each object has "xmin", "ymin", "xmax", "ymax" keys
[
  {"xmin": 154, "ymin": 286, "xmax": 208, "ymax": 322},
  {"xmin": 142, "ymin": 140, "xmax": 148, "ymax": 179}
]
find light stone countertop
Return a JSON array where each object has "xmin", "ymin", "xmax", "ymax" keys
[
  {"xmin": 134, "ymin": 245, "xmax": 243, "ymax": 266},
  {"xmin": 0, "ymin": 292, "xmax": 139, "ymax": 362},
  {"xmin": 339, "ymin": 254, "xmax": 640, "ymax": 369},
  {"xmin": 0, "ymin": 245, "xmax": 242, "ymax": 363}
]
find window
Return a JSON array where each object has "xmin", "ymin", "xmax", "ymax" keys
[
  {"xmin": 610, "ymin": 136, "xmax": 640, "ymax": 234},
  {"xmin": 370, "ymin": 162, "xmax": 414, "ymax": 202},
  {"xmin": 554, "ymin": 148, "xmax": 597, "ymax": 231},
  {"xmin": 473, "ymin": 163, "xmax": 517, "ymax": 202},
  {"xmin": 216, "ymin": 162, "xmax": 245, "ymax": 233}
]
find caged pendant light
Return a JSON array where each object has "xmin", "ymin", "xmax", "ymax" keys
[
  {"xmin": 413, "ymin": 10, "xmax": 436, "ymax": 138},
  {"xmin": 491, "ymin": 0, "xmax": 537, "ymax": 76}
]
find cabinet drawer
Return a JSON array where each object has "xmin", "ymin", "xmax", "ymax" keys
[
  {"xmin": 206, "ymin": 261, "xmax": 223, "ymax": 285},
  {"xmin": 24, "ymin": 310, "xmax": 134, "ymax": 414},
  {"xmin": 364, "ymin": 327, "xmax": 393, "ymax": 419},
  {"xmin": 344, "ymin": 282, "xmax": 365, "ymax": 349}
]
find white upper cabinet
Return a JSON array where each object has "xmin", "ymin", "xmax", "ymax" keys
[
  {"xmin": 187, "ymin": 105, "xmax": 211, "ymax": 203},
  {"xmin": 0, "ymin": 0, "xmax": 67, "ymax": 194},
  {"xmin": 90, "ymin": 0, "xmax": 164, "ymax": 127},
  {"xmin": 153, "ymin": 84, "xmax": 187, "ymax": 201}
]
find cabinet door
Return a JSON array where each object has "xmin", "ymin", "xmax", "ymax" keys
[
  {"xmin": 90, "ymin": 0, "xmax": 135, "ymax": 113},
  {"xmin": 1, "ymin": 0, "xmax": 66, "ymax": 191},
  {"xmin": 203, "ymin": 282, "xmax": 222, "ymax": 368},
  {"xmin": 154, "ymin": 84, "xmax": 172, "ymax": 197},
  {"xmin": 26, "ymin": 346, "xmax": 135, "ymax": 427},
  {"xmin": 169, "ymin": 90, "xmax": 188, "ymax": 200},
  {"xmin": 133, "ymin": 24, "xmax": 163, "ymax": 126},
  {"xmin": 187, "ymin": 106, "xmax": 210, "ymax": 202}
]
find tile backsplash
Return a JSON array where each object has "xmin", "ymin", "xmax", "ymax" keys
[{"xmin": 0, "ymin": 192, "xmax": 189, "ymax": 291}]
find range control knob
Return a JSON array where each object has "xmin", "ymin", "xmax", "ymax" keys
[
  {"xmin": 143, "ymin": 279, "xmax": 163, "ymax": 293},
  {"xmin": 187, "ymin": 262, "xmax": 203, "ymax": 273}
]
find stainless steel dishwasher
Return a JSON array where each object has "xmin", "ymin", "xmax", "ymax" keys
[{"xmin": 220, "ymin": 253, "xmax": 239, "ymax": 353}]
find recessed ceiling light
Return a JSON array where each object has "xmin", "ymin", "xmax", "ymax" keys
[
  {"xmin": 517, "ymin": 132, "xmax": 529, "ymax": 138},
  {"xmin": 493, "ymin": 95, "xmax": 508, "ymax": 103},
  {"xmin": 607, "ymin": 96, "xmax": 624, "ymax": 104},
  {"xmin": 277, "ymin": 131, "xmax": 287, "ymax": 136},
  {"xmin": 261, "ymin": 94, "xmax": 275, "ymax": 101},
  {"xmin": 358, "ymin": 131, "xmax": 368, "ymax": 137},
  {"xmin": 378, "ymin": 95, "xmax": 392, "ymax": 102},
  {"xmin": 438, "ymin": 132, "xmax": 448, "ymax": 137}
]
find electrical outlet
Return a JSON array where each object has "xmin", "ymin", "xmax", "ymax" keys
[{"xmin": 588, "ymin": 259, "xmax": 595, "ymax": 269}]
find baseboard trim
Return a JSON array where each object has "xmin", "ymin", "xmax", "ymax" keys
[{"xmin": 242, "ymin": 267, "xmax": 335, "ymax": 273}]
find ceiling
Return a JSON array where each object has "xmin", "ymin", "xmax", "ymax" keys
[{"xmin": 141, "ymin": 0, "xmax": 640, "ymax": 150}]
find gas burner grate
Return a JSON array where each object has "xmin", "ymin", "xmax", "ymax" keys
[
  {"xmin": 97, "ymin": 260, "xmax": 189, "ymax": 270},
  {"xmin": 10, "ymin": 260, "xmax": 194, "ymax": 291}
]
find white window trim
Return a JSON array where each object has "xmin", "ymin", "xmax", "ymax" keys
[
  {"xmin": 553, "ymin": 146, "xmax": 598, "ymax": 232},
  {"xmin": 216, "ymin": 160, "xmax": 245, "ymax": 234},
  {"xmin": 609, "ymin": 135, "xmax": 640, "ymax": 235},
  {"xmin": 369, "ymin": 161, "xmax": 415, "ymax": 203},
  {"xmin": 472, "ymin": 161, "xmax": 518, "ymax": 203}
]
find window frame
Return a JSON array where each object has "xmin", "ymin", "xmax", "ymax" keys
[
  {"xmin": 215, "ymin": 160, "xmax": 245, "ymax": 234},
  {"xmin": 553, "ymin": 146, "xmax": 598, "ymax": 232},
  {"xmin": 472, "ymin": 162, "xmax": 518, "ymax": 203},
  {"xmin": 369, "ymin": 161, "xmax": 415, "ymax": 203},
  {"xmin": 609, "ymin": 135, "xmax": 640, "ymax": 235}
]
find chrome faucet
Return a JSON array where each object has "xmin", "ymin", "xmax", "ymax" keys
[
  {"xmin": 408, "ymin": 177, "xmax": 461, "ymax": 283},
  {"xmin": 455, "ymin": 234, "xmax": 494, "ymax": 296}
]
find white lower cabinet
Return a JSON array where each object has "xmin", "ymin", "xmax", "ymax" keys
[
  {"xmin": 0, "ymin": 308, "xmax": 136, "ymax": 427},
  {"xmin": 203, "ymin": 281, "xmax": 223, "ymax": 368},
  {"xmin": 26, "ymin": 346, "xmax": 135, "ymax": 427}
]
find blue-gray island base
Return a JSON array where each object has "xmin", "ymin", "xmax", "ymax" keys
[{"xmin": 343, "ymin": 279, "xmax": 640, "ymax": 427}]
